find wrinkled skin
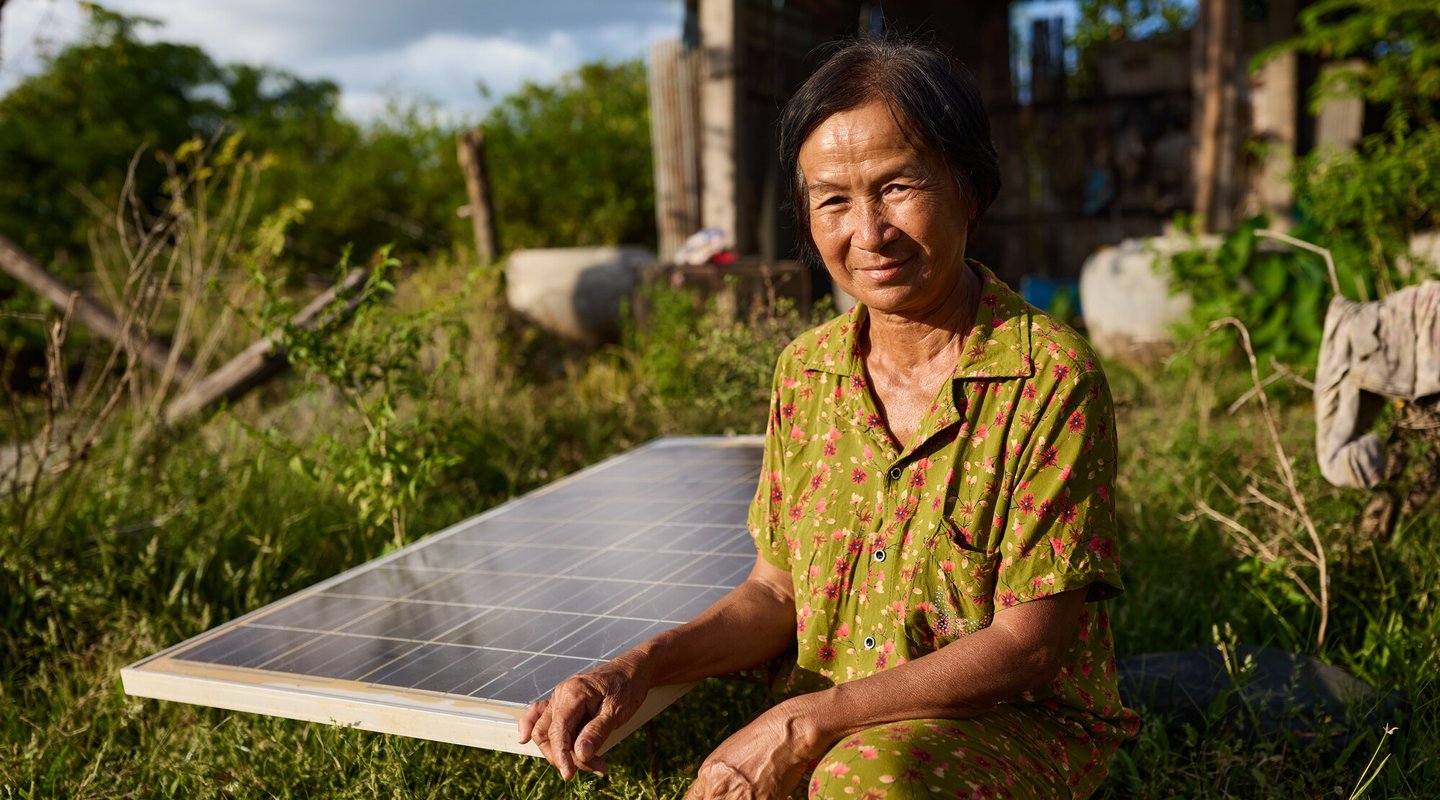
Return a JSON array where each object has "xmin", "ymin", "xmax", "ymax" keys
[
  {"xmin": 682, "ymin": 703, "xmax": 819, "ymax": 799},
  {"xmin": 517, "ymin": 654, "xmax": 653, "ymax": 780}
]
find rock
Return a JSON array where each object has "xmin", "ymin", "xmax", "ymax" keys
[
  {"xmin": 505, "ymin": 246, "xmax": 656, "ymax": 345},
  {"xmin": 1079, "ymin": 234, "xmax": 1210, "ymax": 362},
  {"xmin": 1407, "ymin": 230, "xmax": 1440, "ymax": 276},
  {"xmin": 1117, "ymin": 644, "xmax": 1399, "ymax": 749}
]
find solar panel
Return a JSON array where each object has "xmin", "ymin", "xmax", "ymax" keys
[{"xmin": 121, "ymin": 436, "xmax": 763, "ymax": 755}]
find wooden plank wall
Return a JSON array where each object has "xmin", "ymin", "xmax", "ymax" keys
[{"xmin": 649, "ymin": 38, "xmax": 703, "ymax": 262}]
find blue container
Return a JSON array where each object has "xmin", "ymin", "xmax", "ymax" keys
[{"xmin": 1020, "ymin": 275, "xmax": 1083, "ymax": 316}]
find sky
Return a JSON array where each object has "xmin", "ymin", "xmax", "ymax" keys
[{"xmin": 0, "ymin": 0, "xmax": 684, "ymax": 121}]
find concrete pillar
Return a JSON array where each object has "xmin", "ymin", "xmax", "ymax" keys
[
  {"xmin": 1245, "ymin": 51, "xmax": 1298, "ymax": 225},
  {"xmin": 699, "ymin": 0, "xmax": 739, "ymax": 246},
  {"xmin": 1315, "ymin": 60, "xmax": 1366, "ymax": 154}
]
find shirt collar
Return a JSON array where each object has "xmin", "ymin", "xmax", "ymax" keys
[{"xmin": 801, "ymin": 261, "xmax": 1035, "ymax": 382}]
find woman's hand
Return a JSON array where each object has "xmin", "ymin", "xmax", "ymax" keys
[
  {"xmin": 518, "ymin": 654, "xmax": 654, "ymax": 780},
  {"xmin": 684, "ymin": 700, "xmax": 825, "ymax": 800},
  {"xmin": 519, "ymin": 559, "xmax": 797, "ymax": 784}
]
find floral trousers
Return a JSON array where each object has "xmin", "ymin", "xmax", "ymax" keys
[{"xmin": 806, "ymin": 705, "xmax": 1118, "ymax": 799}]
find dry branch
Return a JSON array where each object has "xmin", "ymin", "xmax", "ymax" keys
[
  {"xmin": 1209, "ymin": 316, "xmax": 1331, "ymax": 647},
  {"xmin": 161, "ymin": 267, "xmax": 370, "ymax": 427},
  {"xmin": 1255, "ymin": 229, "xmax": 1341, "ymax": 298},
  {"xmin": 0, "ymin": 234, "xmax": 193, "ymax": 381}
]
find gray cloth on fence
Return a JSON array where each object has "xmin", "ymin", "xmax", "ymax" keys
[{"xmin": 1315, "ymin": 281, "xmax": 1440, "ymax": 488}]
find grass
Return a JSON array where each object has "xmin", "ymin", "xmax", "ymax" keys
[{"xmin": 2, "ymin": 260, "xmax": 1437, "ymax": 798}]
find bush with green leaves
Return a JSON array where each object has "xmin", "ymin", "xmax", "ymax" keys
[
  {"xmin": 246, "ymin": 246, "xmax": 464, "ymax": 549},
  {"xmin": 0, "ymin": 4, "xmax": 655, "ymax": 348},
  {"xmin": 624, "ymin": 281, "xmax": 827, "ymax": 434},
  {"xmin": 1258, "ymin": 0, "xmax": 1440, "ymax": 284},
  {"xmin": 1164, "ymin": 1, "xmax": 1440, "ymax": 372},
  {"xmin": 1164, "ymin": 216, "xmax": 1347, "ymax": 370},
  {"xmin": 481, "ymin": 60, "xmax": 656, "ymax": 252}
]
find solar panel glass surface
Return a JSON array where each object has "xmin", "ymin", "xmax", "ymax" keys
[{"xmin": 121, "ymin": 436, "xmax": 763, "ymax": 754}]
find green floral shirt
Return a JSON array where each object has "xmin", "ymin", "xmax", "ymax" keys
[{"xmin": 749, "ymin": 264, "xmax": 1138, "ymax": 740}]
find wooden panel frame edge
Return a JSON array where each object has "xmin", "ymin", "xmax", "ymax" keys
[{"xmin": 121, "ymin": 659, "xmax": 697, "ymax": 756}]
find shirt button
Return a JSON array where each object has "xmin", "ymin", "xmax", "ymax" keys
[
  {"xmin": 863, "ymin": 637, "xmax": 876, "ymax": 650},
  {"xmin": 889, "ymin": 467, "xmax": 902, "ymax": 480},
  {"xmin": 873, "ymin": 550, "xmax": 886, "ymax": 563}
]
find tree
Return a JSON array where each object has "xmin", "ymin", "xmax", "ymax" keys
[
  {"xmin": 0, "ymin": 5, "xmax": 469, "ymax": 288},
  {"xmin": 482, "ymin": 60, "xmax": 656, "ymax": 252},
  {"xmin": 0, "ymin": 7, "xmax": 223, "ymax": 270},
  {"xmin": 0, "ymin": 3, "xmax": 657, "ymax": 281},
  {"xmin": 1259, "ymin": 0, "xmax": 1440, "ymax": 280}
]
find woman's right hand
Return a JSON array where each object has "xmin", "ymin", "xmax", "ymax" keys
[{"xmin": 517, "ymin": 652, "xmax": 654, "ymax": 780}]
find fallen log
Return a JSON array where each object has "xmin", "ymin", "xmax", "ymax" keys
[
  {"xmin": 0, "ymin": 234, "xmax": 193, "ymax": 381},
  {"xmin": 162, "ymin": 267, "xmax": 370, "ymax": 427}
]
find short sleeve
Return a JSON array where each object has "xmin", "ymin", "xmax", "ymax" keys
[
  {"xmin": 995, "ymin": 368, "xmax": 1124, "ymax": 605},
  {"xmin": 747, "ymin": 358, "xmax": 792, "ymax": 572}
]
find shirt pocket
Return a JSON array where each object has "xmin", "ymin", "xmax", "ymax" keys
[{"xmin": 906, "ymin": 517, "xmax": 999, "ymax": 652}]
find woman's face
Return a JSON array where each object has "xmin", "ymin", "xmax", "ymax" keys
[{"xmin": 798, "ymin": 100, "xmax": 972, "ymax": 319}]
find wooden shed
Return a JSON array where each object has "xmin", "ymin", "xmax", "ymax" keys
[{"xmin": 649, "ymin": 0, "xmax": 1352, "ymax": 289}]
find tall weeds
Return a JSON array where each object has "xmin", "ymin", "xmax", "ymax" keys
[
  {"xmin": 3, "ymin": 135, "xmax": 268, "ymax": 536},
  {"xmin": 1196, "ymin": 317, "xmax": 1331, "ymax": 648}
]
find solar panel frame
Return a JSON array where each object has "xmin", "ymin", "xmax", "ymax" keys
[{"xmin": 121, "ymin": 435, "xmax": 763, "ymax": 756}]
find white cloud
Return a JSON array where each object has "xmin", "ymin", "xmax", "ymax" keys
[
  {"xmin": 307, "ymin": 29, "xmax": 581, "ymax": 123},
  {"xmin": 0, "ymin": 0, "xmax": 681, "ymax": 120},
  {"xmin": 0, "ymin": 0, "xmax": 87, "ymax": 94},
  {"xmin": 588, "ymin": 19, "xmax": 683, "ymax": 63},
  {"xmin": 336, "ymin": 89, "xmax": 393, "ymax": 124}
]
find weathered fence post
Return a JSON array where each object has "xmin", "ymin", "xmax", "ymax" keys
[
  {"xmin": 1192, "ymin": 0, "xmax": 1240, "ymax": 232},
  {"xmin": 457, "ymin": 129, "xmax": 498, "ymax": 264}
]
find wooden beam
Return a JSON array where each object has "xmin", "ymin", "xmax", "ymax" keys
[
  {"xmin": 457, "ymin": 129, "xmax": 498, "ymax": 264},
  {"xmin": 0, "ymin": 233, "xmax": 192, "ymax": 381},
  {"xmin": 161, "ymin": 267, "xmax": 370, "ymax": 427}
]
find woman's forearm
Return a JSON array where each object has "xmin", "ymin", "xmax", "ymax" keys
[
  {"xmin": 630, "ymin": 563, "xmax": 797, "ymax": 687},
  {"xmin": 778, "ymin": 588, "xmax": 1087, "ymax": 754}
]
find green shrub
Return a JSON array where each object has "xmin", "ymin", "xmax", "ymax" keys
[
  {"xmin": 624, "ymin": 280, "xmax": 829, "ymax": 434},
  {"xmin": 1163, "ymin": 216, "xmax": 1345, "ymax": 371}
]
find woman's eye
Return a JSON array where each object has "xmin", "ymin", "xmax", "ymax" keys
[
  {"xmin": 884, "ymin": 183, "xmax": 911, "ymax": 196},
  {"xmin": 817, "ymin": 196, "xmax": 846, "ymax": 208}
]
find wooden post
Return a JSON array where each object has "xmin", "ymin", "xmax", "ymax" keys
[
  {"xmin": 1193, "ymin": 0, "xmax": 1239, "ymax": 232},
  {"xmin": 161, "ymin": 267, "xmax": 370, "ymax": 427},
  {"xmin": 457, "ymin": 129, "xmax": 498, "ymax": 264},
  {"xmin": 0, "ymin": 234, "xmax": 192, "ymax": 381}
]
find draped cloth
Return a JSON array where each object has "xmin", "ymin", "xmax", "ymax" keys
[{"xmin": 1314, "ymin": 281, "xmax": 1440, "ymax": 488}]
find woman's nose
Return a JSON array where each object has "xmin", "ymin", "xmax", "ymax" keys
[{"xmin": 852, "ymin": 202, "xmax": 896, "ymax": 251}]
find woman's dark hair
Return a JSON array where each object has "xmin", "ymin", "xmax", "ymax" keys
[{"xmin": 778, "ymin": 38, "xmax": 1001, "ymax": 265}]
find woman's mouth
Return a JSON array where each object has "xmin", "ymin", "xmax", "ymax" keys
[{"xmin": 855, "ymin": 257, "xmax": 911, "ymax": 283}]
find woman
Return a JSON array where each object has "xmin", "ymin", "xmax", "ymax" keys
[{"xmin": 519, "ymin": 38, "xmax": 1138, "ymax": 799}]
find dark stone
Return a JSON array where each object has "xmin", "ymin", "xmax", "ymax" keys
[{"xmin": 1116, "ymin": 644, "xmax": 1401, "ymax": 749}]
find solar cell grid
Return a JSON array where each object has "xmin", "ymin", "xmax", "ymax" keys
[
  {"xmin": 123, "ymin": 437, "xmax": 764, "ymax": 756},
  {"xmin": 263, "ymin": 634, "xmax": 419, "ymax": 681},
  {"xmin": 324, "ymin": 566, "xmax": 449, "ymax": 598}
]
